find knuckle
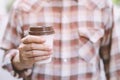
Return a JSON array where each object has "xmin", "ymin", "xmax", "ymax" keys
[
  {"xmin": 18, "ymin": 44, "xmax": 26, "ymax": 51},
  {"xmin": 18, "ymin": 47, "xmax": 22, "ymax": 51},
  {"xmin": 30, "ymin": 43, "xmax": 34, "ymax": 49},
  {"xmin": 22, "ymin": 35, "xmax": 30, "ymax": 43},
  {"xmin": 25, "ymin": 35, "xmax": 30, "ymax": 40},
  {"xmin": 18, "ymin": 45, "xmax": 23, "ymax": 51},
  {"xmin": 21, "ymin": 36, "xmax": 27, "ymax": 42},
  {"xmin": 31, "ymin": 50, "xmax": 34, "ymax": 56},
  {"xmin": 21, "ymin": 38, "xmax": 25, "ymax": 42},
  {"xmin": 32, "ymin": 50, "xmax": 38, "ymax": 55}
]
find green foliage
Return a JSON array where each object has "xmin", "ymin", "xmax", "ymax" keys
[
  {"xmin": 112, "ymin": 0, "xmax": 120, "ymax": 5},
  {"xmin": 6, "ymin": 0, "xmax": 14, "ymax": 12}
]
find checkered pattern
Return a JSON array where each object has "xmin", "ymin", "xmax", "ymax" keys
[{"xmin": 1, "ymin": 0, "xmax": 120, "ymax": 80}]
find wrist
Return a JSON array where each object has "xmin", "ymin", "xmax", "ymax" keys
[{"xmin": 12, "ymin": 53, "xmax": 26, "ymax": 71}]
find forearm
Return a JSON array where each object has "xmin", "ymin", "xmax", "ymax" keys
[
  {"xmin": 2, "ymin": 49, "xmax": 32, "ymax": 78},
  {"xmin": 12, "ymin": 53, "xmax": 27, "ymax": 71}
]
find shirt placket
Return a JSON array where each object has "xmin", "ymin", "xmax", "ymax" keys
[{"xmin": 60, "ymin": 0, "xmax": 71, "ymax": 78}]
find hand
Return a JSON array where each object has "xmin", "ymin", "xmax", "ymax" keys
[{"xmin": 12, "ymin": 35, "xmax": 52, "ymax": 70}]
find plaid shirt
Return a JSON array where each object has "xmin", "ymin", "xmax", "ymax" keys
[{"xmin": 1, "ymin": 0, "xmax": 120, "ymax": 80}]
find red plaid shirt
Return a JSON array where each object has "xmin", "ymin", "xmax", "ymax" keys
[{"xmin": 1, "ymin": 0, "xmax": 120, "ymax": 80}]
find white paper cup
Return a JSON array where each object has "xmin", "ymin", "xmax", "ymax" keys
[{"xmin": 29, "ymin": 26, "xmax": 55, "ymax": 64}]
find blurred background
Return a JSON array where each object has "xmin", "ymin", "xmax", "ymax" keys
[
  {"xmin": 0, "ymin": 0, "xmax": 22, "ymax": 80},
  {"xmin": 0, "ymin": 0, "xmax": 120, "ymax": 80}
]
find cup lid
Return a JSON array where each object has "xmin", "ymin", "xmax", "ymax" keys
[{"xmin": 29, "ymin": 26, "xmax": 55, "ymax": 35}]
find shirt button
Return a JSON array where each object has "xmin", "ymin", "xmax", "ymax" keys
[{"xmin": 63, "ymin": 59, "xmax": 68, "ymax": 62}]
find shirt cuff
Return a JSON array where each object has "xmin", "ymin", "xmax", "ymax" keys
[{"xmin": 2, "ymin": 49, "xmax": 32, "ymax": 78}]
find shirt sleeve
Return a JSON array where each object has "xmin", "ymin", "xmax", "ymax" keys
[
  {"xmin": 100, "ymin": 2, "xmax": 120, "ymax": 80},
  {"xmin": 109, "ymin": 8, "xmax": 120, "ymax": 80},
  {"xmin": 0, "ymin": 2, "xmax": 32, "ymax": 79}
]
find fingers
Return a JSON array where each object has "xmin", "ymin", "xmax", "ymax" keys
[
  {"xmin": 32, "ymin": 55, "xmax": 50, "ymax": 62},
  {"xmin": 20, "ymin": 51, "xmax": 51, "ymax": 63},
  {"xmin": 24, "ymin": 50, "xmax": 52, "ymax": 58},
  {"xmin": 19, "ymin": 43, "xmax": 51, "ymax": 51},
  {"xmin": 18, "ymin": 35, "xmax": 52, "ymax": 65},
  {"xmin": 21, "ymin": 35, "xmax": 45, "ymax": 44}
]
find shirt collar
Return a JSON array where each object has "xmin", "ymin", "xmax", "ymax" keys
[
  {"xmin": 19, "ymin": 0, "xmax": 108, "ymax": 12},
  {"xmin": 19, "ymin": 0, "xmax": 78, "ymax": 12}
]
